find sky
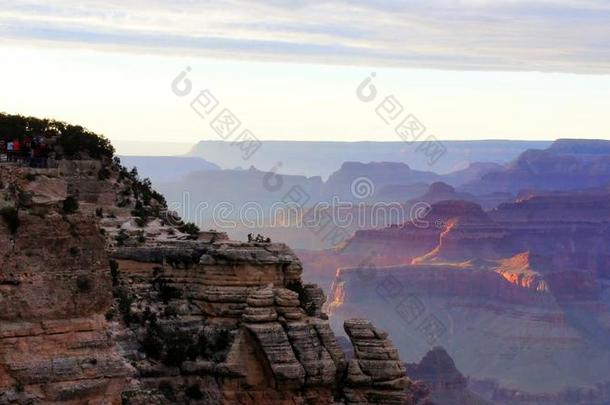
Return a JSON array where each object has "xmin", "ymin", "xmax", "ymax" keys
[{"xmin": 0, "ymin": 0, "xmax": 609, "ymax": 151}]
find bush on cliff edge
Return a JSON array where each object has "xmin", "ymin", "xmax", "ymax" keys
[{"xmin": 0, "ymin": 206, "xmax": 19, "ymax": 234}]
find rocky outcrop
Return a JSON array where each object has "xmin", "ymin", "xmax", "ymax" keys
[
  {"xmin": 406, "ymin": 347, "xmax": 491, "ymax": 405},
  {"xmin": 0, "ymin": 151, "xmax": 419, "ymax": 404},
  {"xmin": 343, "ymin": 319, "xmax": 410, "ymax": 404},
  {"xmin": 408, "ymin": 182, "xmax": 477, "ymax": 206},
  {"xmin": 111, "ymin": 237, "xmax": 415, "ymax": 404}
]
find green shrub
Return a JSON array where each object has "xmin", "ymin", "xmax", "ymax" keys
[
  {"xmin": 57, "ymin": 125, "xmax": 115, "ymax": 159},
  {"xmin": 178, "ymin": 222, "xmax": 200, "ymax": 239},
  {"xmin": 123, "ymin": 167, "xmax": 166, "ymax": 210},
  {"xmin": 163, "ymin": 305, "xmax": 178, "ymax": 318},
  {"xmin": 62, "ymin": 196, "xmax": 79, "ymax": 214},
  {"xmin": 114, "ymin": 287, "xmax": 134, "ymax": 325},
  {"xmin": 117, "ymin": 198, "xmax": 131, "ymax": 208},
  {"xmin": 134, "ymin": 216, "xmax": 148, "ymax": 228},
  {"xmin": 158, "ymin": 280, "xmax": 182, "ymax": 304},
  {"xmin": 109, "ymin": 259, "xmax": 120, "ymax": 286},
  {"xmin": 98, "ymin": 167, "xmax": 111, "ymax": 180},
  {"xmin": 142, "ymin": 324, "xmax": 164, "ymax": 359},
  {"xmin": 157, "ymin": 381, "xmax": 176, "ymax": 401},
  {"xmin": 0, "ymin": 207, "xmax": 19, "ymax": 234},
  {"xmin": 76, "ymin": 275, "xmax": 92, "ymax": 293},
  {"xmin": 185, "ymin": 385, "xmax": 203, "ymax": 400},
  {"xmin": 115, "ymin": 229, "xmax": 129, "ymax": 246},
  {"xmin": 163, "ymin": 329, "xmax": 199, "ymax": 366},
  {"xmin": 199, "ymin": 328, "xmax": 233, "ymax": 362}
]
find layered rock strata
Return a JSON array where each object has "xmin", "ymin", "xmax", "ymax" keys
[{"xmin": 0, "ymin": 158, "xmax": 418, "ymax": 404}]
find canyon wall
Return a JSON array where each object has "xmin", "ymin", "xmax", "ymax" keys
[{"xmin": 327, "ymin": 197, "xmax": 610, "ymax": 404}]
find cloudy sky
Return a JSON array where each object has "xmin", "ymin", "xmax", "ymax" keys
[{"xmin": 0, "ymin": 0, "xmax": 609, "ymax": 149}]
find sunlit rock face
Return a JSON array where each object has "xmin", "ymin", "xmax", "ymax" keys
[{"xmin": 327, "ymin": 195, "xmax": 610, "ymax": 403}]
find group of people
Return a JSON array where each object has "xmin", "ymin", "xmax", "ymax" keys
[
  {"xmin": 0, "ymin": 135, "xmax": 50, "ymax": 167},
  {"xmin": 247, "ymin": 233, "xmax": 271, "ymax": 243}
]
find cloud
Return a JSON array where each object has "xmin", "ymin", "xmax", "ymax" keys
[{"xmin": 0, "ymin": 0, "xmax": 609, "ymax": 73}]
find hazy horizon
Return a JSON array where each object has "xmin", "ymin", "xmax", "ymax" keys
[{"xmin": 113, "ymin": 138, "xmax": 558, "ymax": 158}]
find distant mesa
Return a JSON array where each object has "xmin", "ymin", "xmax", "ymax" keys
[
  {"xmin": 547, "ymin": 138, "xmax": 610, "ymax": 155},
  {"xmin": 187, "ymin": 139, "xmax": 551, "ymax": 177},
  {"xmin": 462, "ymin": 139, "xmax": 610, "ymax": 195},
  {"xmin": 406, "ymin": 347, "xmax": 492, "ymax": 405},
  {"xmin": 408, "ymin": 182, "xmax": 477, "ymax": 205}
]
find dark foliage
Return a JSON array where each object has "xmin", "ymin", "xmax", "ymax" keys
[
  {"xmin": 109, "ymin": 259, "xmax": 120, "ymax": 286},
  {"xmin": 114, "ymin": 287, "xmax": 134, "ymax": 325},
  {"xmin": 56, "ymin": 125, "xmax": 114, "ymax": 159},
  {"xmin": 157, "ymin": 279, "xmax": 183, "ymax": 304},
  {"xmin": 157, "ymin": 381, "xmax": 176, "ymax": 401},
  {"xmin": 98, "ymin": 166, "xmax": 111, "ymax": 180},
  {"xmin": 0, "ymin": 113, "xmax": 114, "ymax": 159},
  {"xmin": 185, "ymin": 384, "xmax": 204, "ymax": 400},
  {"xmin": 0, "ymin": 206, "xmax": 19, "ymax": 234},
  {"xmin": 61, "ymin": 196, "xmax": 79, "ymax": 214},
  {"xmin": 178, "ymin": 222, "xmax": 200, "ymax": 239},
  {"xmin": 163, "ymin": 329, "xmax": 199, "ymax": 366},
  {"xmin": 142, "ymin": 322, "xmax": 199, "ymax": 367},
  {"xmin": 115, "ymin": 229, "xmax": 129, "ymax": 246},
  {"xmin": 142, "ymin": 323, "xmax": 164, "ymax": 359},
  {"xmin": 199, "ymin": 328, "xmax": 232, "ymax": 362},
  {"xmin": 126, "ymin": 167, "xmax": 166, "ymax": 209},
  {"xmin": 134, "ymin": 215, "xmax": 148, "ymax": 228},
  {"xmin": 76, "ymin": 275, "xmax": 92, "ymax": 293}
]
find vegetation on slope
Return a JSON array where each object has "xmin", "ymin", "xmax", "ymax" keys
[{"xmin": 0, "ymin": 112, "xmax": 115, "ymax": 159}]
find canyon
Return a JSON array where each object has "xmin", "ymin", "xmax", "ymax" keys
[
  {"xmin": 0, "ymin": 118, "xmax": 430, "ymax": 404},
  {"xmin": 325, "ymin": 192, "xmax": 610, "ymax": 403}
]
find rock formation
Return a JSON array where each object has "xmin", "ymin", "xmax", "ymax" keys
[
  {"xmin": 0, "ymin": 114, "xmax": 421, "ymax": 404},
  {"xmin": 406, "ymin": 347, "xmax": 490, "ymax": 405},
  {"xmin": 342, "ymin": 319, "xmax": 410, "ymax": 404}
]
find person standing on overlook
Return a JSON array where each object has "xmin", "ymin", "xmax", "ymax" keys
[
  {"xmin": 0, "ymin": 140, "xmax": 5, "ymax": 162},
  {"xmin": 12, "ymin": 138, "xmax": 20, "ymax": 162},
  {"xmin": 6, "ymin": 139, "xmax": 14, "ymax": 162}
]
